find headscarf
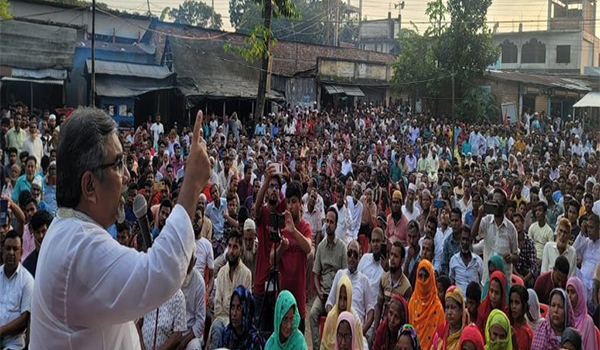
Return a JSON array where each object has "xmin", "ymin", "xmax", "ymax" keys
[
  {"xmin": 566, "ymin": 277, "xmax": 598, "ymax": 350},
  {"xmin": 476, "ymin": 271, "xmax": 509, "ymax": 335},
  {"xmin": 482, "ymin": 255, "xmax": 510, "ymax": 303},
  {"xmin": 560, "ymin": 327, "xmax": 582, "ymax": 350},
  {"xmin": 334, "ymin": 311, "xmax": 357, "ymax": 350},
  {"xmin": 219, "ymin": 285, "xmax": 265, "ymax": 350},
  {"xmin": 373, "ymin": 295, "xmax": 409, "ymax": 350},
  {"xmin": 458, "ymin": 324, "xmax": 485, "ymax": 350},
  {"xmin": 397, "ymin": 324, "xmax": 421, "ymax": 350},
  {"xmin": 485, "ymin": 309, "xmax": 513, "ymax": 350},
  {"xmin": 530, "ymin": 289, "xmax": 575, "ymax": 350},
  {"xmin": 526, "ymin": 289, "xmax": 543, "ymax": 332},
  {"xmin": 265, "ymin": 290, "xmax": 307, "ymax": 350},
  {"xmin": 408, "ymin": 260, "xmax": 444, "ymax": 350},
  {"xmin": 432, "ymin": 286, "xmax": 470, "ymax": 350},
  {"xmin": 321, "ymin": 275, "xmax": 364, "ymax": 350}
]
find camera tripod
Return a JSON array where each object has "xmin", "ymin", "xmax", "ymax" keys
[{"xmin": 257, "ymin": 231, "xmax": 281, "ymax": 334}]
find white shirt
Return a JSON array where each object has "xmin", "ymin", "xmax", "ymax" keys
[
  {"xmin": 358, "ymin": 253, "xmax": 384, "ymax": 306},
  {"xmin": 541, "ymin": 242, "xmax": 577, "ymax": 277},
  {"xmin": 195, "ymin": 237, "xmax": 214, "ymax": 280},
  {"xmin": 347, "ymin": 197, "xmax": 363, "ymax": 243},
  {"xmin": 141, "ymin": 290, "xmax": 187, "ymax": 350},
  {"xmin": 433, "ymin": 226, "xmax": 452, "ymax": 272},
  {"xmin": 150, "ymin": 122, "xmax": 164, "ymax": 144},
  {"xmin": 303, "ymin": 205, "xmax": 325, "ymax": 240},
  {"xmin": 0, "ymin": 264, "xmax": 34, "ymax": 350},
  {"xmin": 30, "ymin": 204, "xmax": 194, "ymax": 350},
  {"xmin": 326, "ymin": 269, "xmax": 375, "ymax": 324},
  {"xmin": 181, "ymin": 269, "xmax": 206, "ymax": 341},
  {"xmin": 401, "ymin": 205, "xmax": 421, "ymax": 222},
  {"xmin": 23, "ymin": 134, "xmax": 43, "ymax": 170},
  {"xmin": 341, "ymin": 159, "xmax": 353, "ymax": 176},
  {"xmin": 574, "ymin": 235, "xmax": 600, "ymax": 299},
  {"xmin": 330, "ymin": 204, "xmax": 353, "ymax": 243},
  {"xmin": 449, "ymin": 252, "xmax": 483, "ymax": 296},
  {"xmin": 478, "ymin": 215, "xmax": 519, "ymax": 283}
]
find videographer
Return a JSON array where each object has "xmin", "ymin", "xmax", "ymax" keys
[
  {"xmin": 269, "ymin": 181, "xmax": 312, "ymax": 333},
  {"xmin": 29, "ymin": 108, "xmax": 210, "ymax": 350},
  {"xmin": 252, "ymin": 163, "xmax": 285, "ymax": 328}
]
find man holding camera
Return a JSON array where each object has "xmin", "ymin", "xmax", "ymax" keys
[
  {"xmin": 270, "ymin": 181, "xmax": 312, "ymax": 333},
  {"xmin": 471, "ymin": 188, "xmax": 519, "ymax": 283}
]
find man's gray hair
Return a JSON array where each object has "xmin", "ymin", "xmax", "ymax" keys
[{"xmin": 56, "ymin": 108, "xmax": 117, "ymax": 208}]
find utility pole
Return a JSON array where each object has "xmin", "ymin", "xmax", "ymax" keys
[
  {"xmin": 334, "ymin": 0, "xmax": 340, "ymax": 46},
  {"xmin": 211, "ymin": 0, "xmax": 215, "ymax": 28},
  {"xmin": 255, "ymin": 0, "xmax": 272, "ymax": 125},
  {"xmin": 91, "ymin": 0, "xmax": 96, "ymax": 107},
  {"xmin": 358, "ymin": 0, "xmax": 362, "ymax": 48},
  {"xmin": 451, "ymin": 71, "xmax": 455, "ymax": 165}
]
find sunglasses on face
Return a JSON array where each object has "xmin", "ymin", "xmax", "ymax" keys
[{"xmin": 347, "ymin": 249, "xmax": 359, "ymax": 259}]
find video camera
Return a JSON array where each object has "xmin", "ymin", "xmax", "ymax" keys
[{"xmin": 269, "ymin": 212, "xmax": 285, "ymax": 243}]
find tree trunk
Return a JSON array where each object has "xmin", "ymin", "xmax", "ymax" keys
[{"xmin": 255, "ymin": 0, "xmax": 272, "ymax": 126}]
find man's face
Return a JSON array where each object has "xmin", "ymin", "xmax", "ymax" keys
[
  {"xmin": 243, "ymin": 229, "xmax": 255, "ymax": 251},
  {"xmin": 8, "ymin": 152, "xmax": 16, "ymax": 165},
  {"xmin": 588, "ymin": 220, "xmax": 599, "ymax": 241},
  {"xmin": 460, "ymin": 230, "xmax": 471, "ymax": 253},
  {"xmin": 227, "ymin": 238, "xmax": 241, "ymax": 264},
  {"xmin": 159, "ymin": 206, "xmax": 171, "ymax": 227},
  {"xmin": 286, "ymin": 196, "xmax": 302, "ymax": 222},
  {"xmin": 268, "ymin": 179, "xmax": 280, "ymax": 204},
  {"xmin": 389, "ymin": 245, "xmax": 403, "ymax": 272},
  {"xmin": 392, "ymin": 197, "xmax": 401, "ymax": 213},
  {"xmin": 552, "ymin": 269, "xmax": 568, "ymax": 289},
  {"xmin": 2, "ymin": 237, "xmax": 21, "ymax": 270},
  {"xmin": 535, "ymin": 205, "xmax": 545, "ymax": 222},
  {"xmin": 227, "ymin": 199, "xmax": 237, "ymax": 216},
  {"xmin": 29, "ymin": 123, "xmax": 37, "ymax": 135},
  {"xmin": 308, "ymin": 191, "xmax": 317, "ymax": 212},
  {"xmin": 407, "ymin": 226, "xmax": 419, "ymax": 248},
  {"xmin": 117, "ymin": 229, "xmax": 130, "ymax": 246},
  {"xmin": 371, "ymin": 233, "xmax": 382, "ymax": 255},
  {"xmin": 584, "ymin": 196, "xmax": 593, "ymax": 212},
  {"xmin": 347, "ymin": 241, "xmax": 360, "ymax": 273},
  {"xmin": 14, "ymin": 116, "xmax": 21, "ymax": 130},
  {"xmin": 450, "ymin": 212, "xmax": 462, "ymax": 231},
  {"xmin": 567, "ymin": 206, "xmax": 578, "ymax": 224},
  {"xmin": 422, "ymin": 238, "xmax": 434, "ymax": 261},
  {"xmin": 25, "ymin": 202, "xmax": 37, "ymax": 222},
  {"xmin": 210, "ymin": 186, "xmax": 220, "ymax": 203},
  {"xmin": 33, "ymin": 224, "xmax": 47, "ymax": 250},
  {"xmin": 25, "ymin": 160, "xmax": 36, "ymax": 178},
  {"xmin": 31, "ymin": 185, "xmax": 41, "ymax": 199},
  {"xmin": 421, "ymin": 194, "xmax": 431, "ymax": 210}
]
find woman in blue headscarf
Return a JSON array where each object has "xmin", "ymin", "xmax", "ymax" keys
[{"xmin": 218, "ymin": 285, "xmax": 265, "ymax": 350}]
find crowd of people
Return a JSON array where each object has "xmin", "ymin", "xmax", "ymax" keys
[{"xmin": 1, "ymin": 99, "xmax": 600, "ymax": 350}]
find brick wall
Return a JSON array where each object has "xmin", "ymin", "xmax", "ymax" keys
[{"xmin": 152, "ymin": 21, "xmax": 394, "ymax": 77}]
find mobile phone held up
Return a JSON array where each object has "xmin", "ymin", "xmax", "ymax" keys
[
  {"xmin": 484, "ymin": 201, "xmax": 500, "ymax": 216},
  {"xmin": 269, "ymin": 212, "xmax": 285, "ymax": 242},
  {"xmin": 0, "ymin": 199, "xmax": 7, "ymax": 226}
]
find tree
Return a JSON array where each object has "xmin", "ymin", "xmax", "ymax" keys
[
  {"xmin": 456, "ymin": 86, "xmax": 499, "ymax": 123},
  {"xmin": 0, "ymin": 0, "xmax": 12, "ymax": 19},
  {"xmin": 167, "ymin": 0, "xmax": 222, "ymax": 29}
]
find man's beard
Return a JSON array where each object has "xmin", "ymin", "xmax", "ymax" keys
[
  {"xmin": 373, "ymin": 250, "xmax": 381, "ymax": 261},
  {"xmin": 268, "ymin": 195, "xmax": 278, "ymax": 206},
  {"xmin": 228, "ymin": 255, "xmax": 240, "ymax": 268},
  {"xmin": 405, "ymin": 200, "xmax": 414, "ymax": 212},
  {"xmin": 389, "ymin": 264, "xmax": 398, "ymax": 274},
  {"xmin": 243, "ymin": 248, "xmax": 255, "ymax": 263},
  {"xmin": 392, "ymin": 210, "xmax": 402, "ymax": 220}
]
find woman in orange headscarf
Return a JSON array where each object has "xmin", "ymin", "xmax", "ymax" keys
[
  {"xmin": 431, "ymin": 286, "xmax": 470, "ymax": 350},
  {"xmin": 408, "ymin": 260, "xmax": 444, "ymax": 350}
]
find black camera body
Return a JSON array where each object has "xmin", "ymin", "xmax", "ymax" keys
[
  {"xmin": 269, "ymin": 212, "xmax": 285, "ymax": 242},
  {"xmin": 484, "ymin": 201, "xmax": 501, "ymax": 216}
]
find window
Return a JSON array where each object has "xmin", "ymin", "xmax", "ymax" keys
[
  {"xmin": 501, "ymin": 40, "xmax": 518, "ymax": 63},
  {"xmin": 556, "ymin": 45, "xmax": 571, "ymax": 63},
  {"xmin": 522, "ymin": 38, "xmax": 546, "ymax": 63}
]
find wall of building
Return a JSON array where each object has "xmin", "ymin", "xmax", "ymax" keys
[
  {"xmin": 10, "ymin": 0, "xmax": 152, "ymax": 41},
  {"xmin": 494, "ymin": 30, "xmax": 583, "ymax": 73}
]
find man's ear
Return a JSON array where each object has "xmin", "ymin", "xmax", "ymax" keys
[{"xmin": 80, "ymin": 171, "xmax": 98, "ymax": 205}]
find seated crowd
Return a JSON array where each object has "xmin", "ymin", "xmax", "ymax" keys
[{"xmin": 1, "ymin": 102, "xmax": 600, "ymax": 350}]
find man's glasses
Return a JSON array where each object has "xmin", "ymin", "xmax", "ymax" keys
[
  {"xmin": 95, "ymin": 155, "xmax": 126, "ymax": 176},
  {"xmin": 347, "ymin": 250, "xmax": 359, "ymax": 259}
]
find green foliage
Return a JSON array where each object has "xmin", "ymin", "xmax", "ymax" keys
[
  {"xmin": 167, "ymin": 0, "xmax": 222, "ymax": 29},
  {"xmin": 456, "ymin": 86, "xmax": 499, "ymax": 123},
  {"xmin": 231, "ymin": 0, "xmax": 358, "ymax": 45},
  {"xmin": 224, "ymin": 24, "xmax": 278, "ymax": 63},
  {"xmin": 160, "ymin": 7, "xmax": 170, "ymax": 21},
  {"xmin": 0, "ymin": 0, "xmax": 12, "ymax": 19},
  {"xmin": 437, "ymin": 0, "xmax": 500, "ymax": 80}
]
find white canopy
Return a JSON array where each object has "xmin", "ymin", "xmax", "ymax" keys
[{"xmin": 573, "ymin": 91, "xmax": 600, "ymax": 108}]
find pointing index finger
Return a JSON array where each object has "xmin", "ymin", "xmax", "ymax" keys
[{"xmin": 192, "ymin": 109, "xmax": 204, "ymax": 145}]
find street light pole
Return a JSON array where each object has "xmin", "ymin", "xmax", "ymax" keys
[{"xmin": 91, "ymin": 0, "xmax": 96, "ymax": 107}]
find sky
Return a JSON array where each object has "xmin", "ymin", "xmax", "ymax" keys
[{"xmin": 101, "ymin": 0, "xmax": 559, "ymax": 33}]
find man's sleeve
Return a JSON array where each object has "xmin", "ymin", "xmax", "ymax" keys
[
  {"xmin": 478, "ymin": 215, "xmax": 488, "ymax": 240},
  {"xmin": 325, "ymin": 271, "xmax": 340, "ymax": 308},
  {"xmin": 21, "ymin": 273, "xmax": 34, "ymax": 314},
  {"xmin": 341, "ymin": 245, "xmax": 348, "ymax": 269},
  {"xmin": 213, "ymin": 273, "xmax": 224, "ymax": 317},
  {"xmin": 65, "ymin": 204, "xmax": 195, "ymax": 327},
  {"xmin": 313, "ymin": 245, "xmax": 322, "ymax": 275},
  {"xmin": 377, "ymin": 275, "xmax": 385, "ymax": 304},
  {"xmin": 193, "ymin": 278, "xmax": 206, "ymax": 340},
  {"xmin": 365, "ymin": 276, "xmax": 376, "ymax": 312},
  {"xmin": 207, "ymin": 243, "xmax": 215, "ymax": 269}
]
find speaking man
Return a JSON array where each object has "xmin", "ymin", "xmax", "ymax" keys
[{"xmin": 29, "ymin": 109, "xmax": 210, "ymax": 349}]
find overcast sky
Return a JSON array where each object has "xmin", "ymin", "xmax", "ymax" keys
[{"xmin": 102, "ymin": 0, "xmax": 559, "ymax": 33}]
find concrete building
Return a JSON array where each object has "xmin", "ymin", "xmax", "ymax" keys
[
  {"xmin": 358, "ymin": 13, "xmax": 401, "ymax": 55},
  {"xmin": 492, "ymin": 0, "xmax": 600, "ymax": 75}
]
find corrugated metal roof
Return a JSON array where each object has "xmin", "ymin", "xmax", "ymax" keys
[
  {"xmin": 487, "ymin": 70, "xmax": 593, "ymax": 92},
  {"xmin": 574, "ymin": 92, "xmax": 600, "ymax": 108},
  {"xmin": 0, "ymin": 20, "xmax": 77, "ymax": 71},
  {"xmin": 86, "ymin": 59, "xmax": 173, "ymax": 79}
]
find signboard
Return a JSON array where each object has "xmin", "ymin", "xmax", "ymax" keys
[{"xmin": 501, "ymin": 102, "xmax": 518, "ymax": 125}]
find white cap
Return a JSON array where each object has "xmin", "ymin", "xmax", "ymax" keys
[
  {"xmin": 244, "ymin": 219, "xmax": 256, "ymax": 231},
  {"xmin": 408, "ymin": 183, "xmax": 417, "ymax": 192}
]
